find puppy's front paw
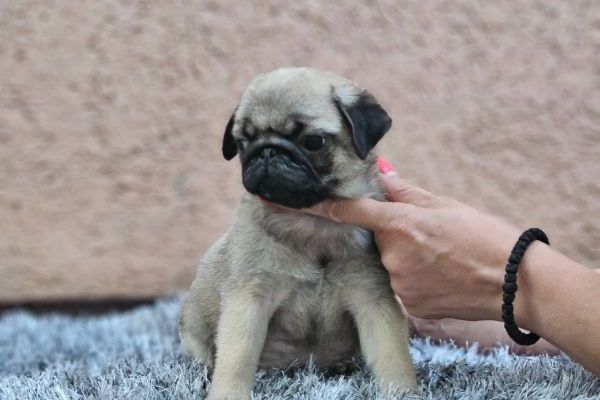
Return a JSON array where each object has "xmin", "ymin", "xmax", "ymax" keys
[
  {"xmin": 179, "ymin": 332, "xmax": 215, "ymax": 369},
  {"xmin": 381, "ymin": 377, "xmax": 418, "ymax": 397},
  {"xmin": 206, "ymin": 389, "xmax": 250, "ymax": 400}
]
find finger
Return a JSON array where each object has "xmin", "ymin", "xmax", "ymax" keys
[
  {"xmin": 380, "ymin": 173, "xmax": 437, "ymax": 207},
  {"xmin": 301, "ymin": 197, "xmax": 407, "ymax": 231}
]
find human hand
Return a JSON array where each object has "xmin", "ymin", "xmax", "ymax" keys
[
  {"xmin": 300, "ymin": 158, "xmax": 600, "ymax": 372},
  {"xmin": 303, "ymin": 158, "xmax": 522, "ymax": 322}
]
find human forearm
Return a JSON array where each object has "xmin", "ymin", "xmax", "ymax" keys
[{"xmin": 513, "ymin": 243, "xmax": 600, "ymax": 374}]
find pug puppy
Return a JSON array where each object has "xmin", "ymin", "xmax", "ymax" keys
[{"xmin": 180, "ymin": 67, "xmax": 417, "ymax": 399}]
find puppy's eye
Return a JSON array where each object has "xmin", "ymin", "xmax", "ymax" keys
[
  {"xmin": 302, "ymin": 135, "xmax": 327, "ymax": 151},
  {"xmin": 236, "ymin": 139, "xmax": 248, "ymax": 152}
]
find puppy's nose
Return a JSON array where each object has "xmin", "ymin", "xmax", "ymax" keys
[{"xmin": 259, "ymin": 147, "xmax": 276, "ymax": 160}]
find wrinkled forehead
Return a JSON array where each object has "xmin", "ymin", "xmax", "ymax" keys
[{"xmin": 234, "ymin": 74, "xmax": 348, "ymax": 136}]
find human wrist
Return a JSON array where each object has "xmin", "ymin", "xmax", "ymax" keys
[
  {"xmin": 476, "ymin": 232, "xmax": 549, "ymax": 330},
  {"xmin": 511, "ymin": 241, "xmax": 561, "ymax": 334},
  {"xmin": 477, "ymin": 225, "xmax": 523, "ymax": 323},
  {"xmin": 499, "ymin": 236, "xmax": 597, "ymax": 352}
]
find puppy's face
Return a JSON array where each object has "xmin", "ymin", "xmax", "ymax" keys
[{"xmin": 222, "ymin": 68, "xmax": 392, "ymax": 209}]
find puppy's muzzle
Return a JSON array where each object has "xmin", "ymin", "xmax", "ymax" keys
[{"xmin": 241, "ymin": 142, "xmax": 329, "ymax": 208}]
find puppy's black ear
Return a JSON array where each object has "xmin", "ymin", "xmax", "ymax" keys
[
  {"xmin": 222, "ymin": 112, "xmax": 237, "ymax": 160},
  {"xmin": 335, "ymin": 92, "xmax": 392, "ymax": 159}
]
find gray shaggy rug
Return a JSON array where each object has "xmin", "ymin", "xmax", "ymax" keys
[{"xmin": 1, "ymin": 299, "xmax": 598, "ymax": 400}]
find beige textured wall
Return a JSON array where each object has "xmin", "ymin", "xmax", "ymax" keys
[{"xmin": 1, "ymin": 1, "xmax": 599, "ymax": 303}]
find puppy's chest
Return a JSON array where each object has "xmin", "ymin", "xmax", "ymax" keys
[
  {"xmin": 259, "ymin": 211, "xmax": 375, "ymax": 261},
  {"xmin": 257, "ymin": 215, "xmax": 379, "ymax": 366},
  {"xmin": 260, "ymin": 278, "xmax": 359, "ymax": 367},
  {"xmin": 288, "ymin": 227, "xmax": 376, "ymax": 274}
]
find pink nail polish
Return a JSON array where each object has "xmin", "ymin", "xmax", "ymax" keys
[{"xmin": 376, "ymin": 157, "xmax": 395, "ymax": 174}]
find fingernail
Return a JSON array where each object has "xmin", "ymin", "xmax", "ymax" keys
[{"xmin": 377, "ymin": 157, "xmax": 396, "ymax": 175}]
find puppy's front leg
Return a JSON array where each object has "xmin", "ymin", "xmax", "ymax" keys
[
  {"xmin": 348, "ymin": 285, "xmax": 417, "ymax": 395},
  {"xmin": 208, "ymin": 288, "xmax": 279, "ymax": 400}
]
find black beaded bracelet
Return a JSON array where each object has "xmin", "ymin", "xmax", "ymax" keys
[{"xmin": 502, "ymin": 228, "xmax": 549, "ymax": 346}]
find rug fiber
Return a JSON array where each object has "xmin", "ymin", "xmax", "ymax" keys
[{"xmin": 1, "ymin": 299, "xmax": 598, "ymax": 399}]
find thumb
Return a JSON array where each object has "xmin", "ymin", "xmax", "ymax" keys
[
  {"xmin": 301, "ymin": 197, "xmax": 408, "ymax": 231},
  {"xmin": 377, "ymin": 157, "xmax": 436, "ymax": 206},
  {"xmin": 381, "ymin": 173, "xmax": 436, "ymax": 207}
]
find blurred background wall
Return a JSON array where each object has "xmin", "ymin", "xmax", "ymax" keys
[{"xmin": 1, "ymin": 1, "xmax": 598, "ymax": 303}]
